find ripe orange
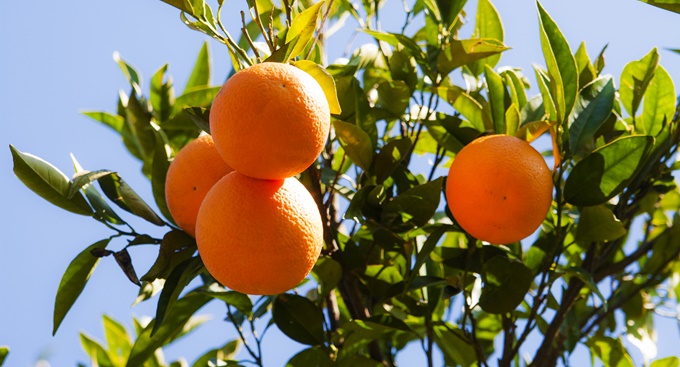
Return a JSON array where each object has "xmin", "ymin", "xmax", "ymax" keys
[
  {"xmin": 164, "ymin": 134, "xmax": 233, "ymax": 237},
  {"xmin": 209, "ymin": 62, "xmax": 331, "ymax": 180},
  {"xmin": 445, "ymin": 135, "xmax": 553, "ymax": 244},
  {"xmin": 195, "ymin": 171, "xmax": 324, "ymax": 295}
]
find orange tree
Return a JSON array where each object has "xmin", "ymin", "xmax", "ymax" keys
[{"xmin": 8, "ymin": 0, "xmax": 680, "ymax": 366}]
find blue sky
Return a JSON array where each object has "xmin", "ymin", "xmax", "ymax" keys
[{"xmin": 2, "ymin": 0, "xmax": 680, "ymax": 366}]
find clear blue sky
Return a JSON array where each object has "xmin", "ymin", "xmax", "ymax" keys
[{"xmin": 2, "ymin": 0, "xmax": 680, "ymax": 366}]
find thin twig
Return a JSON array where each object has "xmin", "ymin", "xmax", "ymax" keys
[
  {"xmin": 241, "ymin": 11, "xmax": 262, "ymax": 63},
  {"xmin": 305, "ymin": 0, "xmax": 336, "ymax": 60}
]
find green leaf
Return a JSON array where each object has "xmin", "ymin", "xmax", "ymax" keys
[
  {"xmin": 438, "ymin": 38, "xmax": 510, "ymax": 76},
  {"xmin": 150, "ymin": 64, "xmax": 175, "ymax": 123},
  {"xmin": 639, "ymin": 0, "xmax": 680, "ymax": 14},
  {"xmin": 619, "ymin": 48, "xmax": 659, "ymax": 119},
  {"xmin": 575, "ymin": 205, "xmax": 626, "ymax": 243},
  {"xmin": 377, "ymin": 80, "xmax": 410, "ymax": 117},
  {"xmin": 0, "ymin": 346, "xmax": 8, "ymax": 366},
  {"xmin": 102, "ymin": 315, "xmax": 132, "ymax": 365},
  {"xmin": 467, "ymin": 0, "xmax": 504, "ymax": 76},
  {"xmin": 191, "ymin": 339, "xmax": 240, "ymax": 367},
  {"xmin": 311, "ymin": 256, "xmax": 343, "ymax": 297},
  {"xmin": 374, "ymin": 138, "xmax": 412, "ymax": 183},
  {"xmin": 651, "ymin": 357, "xmax": 680, "ymax": 367},
  {"xmin": 536, "ymin": 1, "xmax": 578, "ymax": 124},
  {"xmin": 485, "ymin": 65, "xmax": 506, "ymax": 134},
  {"xmin": 185, "ymin": 42, "xmax": 211, "ymax": 92},
  {"xmin": 82, "ymin": 111, "xmax": 125, "ymax": 133},
  {"xmin": 151, "ymin": 128, "xmax": 174, "ymax": 224},
  {"xmin": 126, "ymin": 292, "xmax": 211, "ymax": 367},
  {"xmin": 99, "ymin": 172, "xmax": 166, "ymax": 226},
  {"xmin": 70, "ymin": 156, "xmax": 126, "ymax": 225},
  {"xmin": 639, "ymin": 65, "xmax": 675, "ymax": 136},
  {"xmin": 381, "ymin": 177, "xmax": 444, "ymax": 231},
  {"xmin": 423, "ymin": 113, "xmax": 481, "ymax": 153},
  {"xmin": 294, "ymin": 60, "xmax": 341, "ymax": 114},
  {"xmin": 285, "ymin": 347, "xmax": 332, "ymax": 367},
  {"xmin": 501, "ymin": 69, "xmax": 528, "ymax": 109},
  {"xmin": 54, "ymin": 239, "xmax": 110, "ymax": 335},
  {"xmin": 333, "ymin": 120, "xmax": 374, "ymax": 171},
  {"xmin": 433, "ymin": 324, "xmax": 477, "ymax": 367},
  {"xmin": 285, "ymin": 0, "xmax": 325, "ymax": 60},
  {"xmin": 436, "ymin": 85, "xmax": 488, "ymax": 131},
  {"xmin": 272, "ymin": 294, "xmax": 326, "ymax": 345},
  {"xmin": 199, "ymin": 289, "xmax": 253, "ymax": 317},
  {"xmin": 533, "ymin": 66, "xmax": 557, "ymax": 121},
  {"xmin": 141, "ymin": 229, "xmax": 196, "ymax": 282},
  {"xmin": 80, "ymin": 333, "xmax": 115, "ymax": 367},
  {"xmin": 505, "ymin": 103, "xmax": 520, "ymax": 136},
  {"xmin": 564, "ymin": 135, "xmax": 654, "ymax": 206},
  {"xmin": 113, "ymin": 52, "xmax": 142, "ymax": 95},
  {"xmin": 559, "ymin": 266, "xmax": 607, "ymax": 310},
  {"xmin": 10, "ymin": 145, "xmax": 92, "ymax": 216},
  {"xmin": 172, "ymin": 86, "xmax": 221, "ymax": 115},
  {"xmin": 152, "ymin": 257, "xmax": 204, "ymax": 336},
  {"xmin": 575, "ymin": 42, "xmax": 597, "ymax": 89},
  {"xmin": 361, "ymin": 30, "xmax": 431, "ymax": 77},
  {"xmin": 586, "ymin": 336, "xmax": 635, "ymax": 367},
  {"xmin": 569, "ymin": 75, "xmax": 616, "ymax": 155},
  {"xmin": 479, "ymin": 255, "xmax": 533, "ymax": 314},
  {"xmin": 184, "ymin": 107, "xmax": 211, "ymax": 133},
  {"xmin": 159, "ymin": 0, "xmax": 192, "ymax": 13}
]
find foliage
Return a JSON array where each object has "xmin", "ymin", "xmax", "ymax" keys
[{"xmin": 9, "ymin": 0, "xmax": 680, "ymax": 366}]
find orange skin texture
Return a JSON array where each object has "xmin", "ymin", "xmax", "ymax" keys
[
  {"xmin": 209, "ymin": 62, "xmax": 331, "ymax": 180},
  {"xmin": 445, "ymin": 135, "xmax": 553, "ymax": 245},
  {"xmin": 195, "ymin": 171, "xmax": 324, "ymax": 295},
  {"xmin": 164, "ymin": 135, "xmax": 234, "ymax": 237}
]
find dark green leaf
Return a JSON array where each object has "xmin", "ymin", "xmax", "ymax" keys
[
  {"xmin": 437, "ymin": 38, "xmax": 510, "ymax": 76},
  {"xmin": 558, "ymin": 266, "xmax": 607, "ymax": 310},
  {"xmin": 0, "ymin": 346, "xmax": 7, "ymax": 366},
  {"xmin": 586, "ymin": 336, "xmax": 635, "ymax": 367},
  {"xmin": 619, "ymin": 48, "xmax": 659, "ymax": 119},
  {"xmin": 126, "ymin": 292, "xmax": 211, "ymax": 367},
  {"xmin": 141, "ymin": 229, "xmax": 196, "ymax": 282},
  {"xmin": 382, "ymin": 177, "xmax": 443, "ymax": 231},
  {"xmin": 374, "ymin": 138, "xmax": 412, "ymax": 183},
  {"xmin": 152, "ymin": 257, "xmax": 204, "ymax": 336},
  {"xmin": 575, "ymin": 205, "xmax": 626, "ymax": 243},
  {"xmin": 99, "ymin": 172, "xmax": 166, "ymax": 226},
  {"xmin": 436, "ymin": 245, "xmax": 506, "ymax": 273},
  {"xmin": 273, "ymin": 294, "xmax": 326, "ymax": 345},
  {"xmin": 10, "ymin": 145, "xmax": 92, "ymax": 216},
  {"xmin": 184, "ymin": 107, "xmax": 211, "ymax": 133},
  {"xmin": 311, "ymin": 256, "xmax": 342, "ymax": 297},
  {"xmin": 54, "ymin": 239, "xmax": 110, "ymax": 335},
  {"xmin": 536, "ymin": 1, "xmax": 578, "ymax": 123},
  {"xmin": 423, "ymin": 113, "xmax": 481, "ymax": 154},
  {"xmin": 199, "ymin": 290, "xmax": 253, "ymax": 317},
  {"xmin": 377, "ymin": 80, "xmax": 410, "ymax": 117},
  {"xmin": 333, "ymin": 120, "xmax": 374, "ymax": 171},
  {"xmin": 433, "ymin": 324, "xmax": 477, "ymax": 367},
  {"xmin": 185, "ymin": 42, "xmax": 211, "ymax": 93},
  {"xmin": 389, "ymin": 49, "xmax": 418, "ymax": 93},
  {"xmin": 285, "ymin": 347, "xmax": 332, "ymax": 367},
  {"xmin": 533, "ymin": 66, "xmax": 557, "ymax": 121},
  {"xmin": 639, "ymin": 0, "xmax": 680, "ymax": 14},
  {"xmin": 410, "ymin": 225, "xmax": 449, "ymax": 281},
  {"xmin": 478, "ymin": 256, "xmax": 532, "ymax": 314},
  {"xmin": 69, "ymin": 170, "xmax": 116, "ymax": 199},
  {"xmin": 564, "ymin": 135, "xmax": 654, "ymax": 206},
  {"xmin": 150, "ymin": 64, "xmax": 175, "ymax": 123},
  {"xmin": 569, "ymin": 75, "xmax": 616, "ymax": 155},
  {"xmin": 151, "ymin": 128, "xmax": 174, "ymax": 224}
]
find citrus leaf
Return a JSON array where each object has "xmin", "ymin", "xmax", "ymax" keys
[
  {"xmin": 80, "ymin": 333, "xmax": 115, "ymax": 367},
  {"xmin": 333, "ymin": 120, "xmax": 374, "ymax": 171},
  {"xmin": 0, "ymin": 346, "xmax": 8, "ymax": 366},
  {"xmin": 159, "ymin": 0, "xmax": 193, "ymax": 14},
  {"xmin": 502, "ymin": 69, "xmax": 528, "ymax": 109},
  {"xmin": 141, "ymin": 229, "xmax": 196, "ymax": 282},
  {"xmin": 285, "ymin": 347, "xmax": 332, "ymax": 367},
  {"xmin": 533, "ymin": 66, "xmax": 557, "ymax": 122},
  {"xmin": 478, "ymin": 255, "xmax": 532, "ymax": 314},
  {"xmin": 438, "ymin": 38, "xmax": 510, "ymax": 76},
  {"xmin": 376, "ymin": 80, "xmax": 410, "ymax": 117},
  {"xmin": 10, "ymin": 145, "xmax": 92, "ymax": 216},
  {"xmin": 311, "ymin": 256, "xmax": 343, "ymax": 297},
  {"xmin": 151, "ymin": 127, "xmax": 174, "ymax": 224},
  {"xmin": 54, "ymin": 239, "xmax": 110, "ymax": 335},
  {"xmin": 575, "ymin": 205, "xmax": 626, "ymax": 243},
  {"xmin": 564, "ymin": 135, "xmax": 654, "ymax": 206},
  {"xmin": 199, "ymin": 290, "xmax": 253, "ymax": 317},
  {"xmin": 651, "ymin": 357, "xmax": 680, "ymax": 367},
  {"xmin": 272, "ymin": 294, "xmax": 326, "ymax": 346},
  {"xmin": 191, "ymin": 339, "xmax": 240, "ymax": 367},
  {"xmin": 294, "ymin": 60, "xmax": 341, "ymax": 114},
  {"xmin": 102, "ymin": 315, "xmax": 132, "ymax": 365},
  {"xmin": 70, "ymin": 156, "xmax": 126, "ymax": 225},
  {"xmin": 126, "ymin": 292, "xmax": 211, "ymax": 367},
  {"xmin": 185, "ymin": 41, "xmax": 211, "ymax": 93},
  {"xmin": 436, "ymin": 85, "xmax": 488, "ymax": 131},
  {"xmin": 639, "ymin": 65, "xmax": 675, "ymax": 136},
  {"xmin": 619, "ymin": 48, "xmax": 659, "ymax": 119},
  {"xmin": 150, "ymin": 64, "xmax": 174, "ymax": 123},
  {"xmin": 82, "ymin": 111, "xmax": 125, "ymax": 133},
  {"xmin": 172, "ymin": 86, "xmax": 221, "ymax": 115},
  {"xmin": 586, "ymin": 336, "xmax": 635, "ymax": 367},
  {"xmin": 113, "ymin": 249, "xmax": 141, "ymax": 286},
  {"xmin": 433, "ymin": 324, "xmax": 477, "ymax": 367},
  {"xmin": 381, "ymin": 177, "xmax": 444, "ymax": 232},
  {"xmin": 285, "ymin": 0, "xmax": 325, "ymax": 60},
  {"xmin": 467, "ymin": 0, "xmax": 504, "ymax": 76},
  {"xmin": 152, "ymin": 257, "xmax": 204, "ymax": 336},
  {"xmin": 639, "ymin": 0, "xmax": 680, "ymax": 14},
  {"xmin": 184, "ymin": 107, "xmax": 211, "ymax": 133},
  {"xmin": 113, "ymin": 51, "xmax": 142, "ymax": 95},
  {"xmin": 536, "ymin": 1, "xmax": 578, "ymax": 124},
  {"xmin": 574, "ymin": 42, "xmax": 597, "ymax": 89},
  {"xmin": 361, "ymin": 30, "xmax": 431, "ymax": 76},
  {"xmin": 374, "ymin": 138, "xmax": 412, "ymax": 183},
  {"xmin": 99, "ymin": 172, "xmax": 166, "ymax": 226},
  {"xmin": 558, "ymin": 266, "xmax": 607, "ymax": 310},
  {"xmin": 568, "ymin": 75, "xmax": 616, "ymax": 155},
  {"xmin": 485, "ymin": 65, "xmax": 506, "ymax": 134}
]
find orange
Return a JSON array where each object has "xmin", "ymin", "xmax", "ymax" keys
[
  {"xmin": 164, "ymin": 134, "xmax": 233, "ymax": 237},
  {"xmin": 445, "ymin": 135, "xmax": 553, "ymax": 244},
  {"xmin": 195, "ymin": 171, "xmax": 324, "ymax": 295},
  {"xmin": 209, "ymin": 62, "xmax": 331, "ymax": 180}
]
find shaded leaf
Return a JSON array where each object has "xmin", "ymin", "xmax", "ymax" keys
[
  {"xmin": 479, "ymin": 256, "xmax": 532, "ymax": 314},
  {"xmin": 141, "ymin": 229, "xmax": 196, "ymax": 282},
  {"xmin": 575, "ymin": 205, "xmax": 626, "ymax": 243},
  {"xmin": 433, "ymin": 324, "xmax": 477, "ymax": 367},
  {"xmin": 333, "ymin": 120, "xmax": 374, "ymax": 171},
  {"xmin": 70, "ymin": 156, "xmax": 125, "ymax": 225},
  {"xmin": 152, "ymin": 257, "xmax": 204, "ymax": 336},
  {"xmin": 619, "ymin": 48, "xmax": 659, "ymax": 119},
  {"xmin": 150, "ymin": 64, "xmax": 175, "ymax": 122},
  {"xmin": 114, "ymin": 249, "xmax": 141, "ymax": 286},
  {"xmin": 191, "ymin": 339, "xmax": 240, "ymax": 367},
  {"xmin": 199, "ymin": 289, "xmax": 253, "ymax": 317},
  {"xmin": 151, "ymin": 127, "xmax": 174, "ymax": 224},
  {"xmin": 272, "ymin": 294, "xmax": 326, "ymax": 346},
  {"xmin": 569, "ymin": 75, "xmax": 616, "ymax": 155},
  {"xmin": 99, "ymin": 172, "xmax": 166, "ymax": 226},
  {"xmin": 54, "ymin": 239, "xmax": 110, "ymax": 335},
  {"xmin": 374, "ymin": 138, "xmax": 412, "ymax": 183},
  {"xmin": 381, "ymin": 177, "xmax": 443, "ymax": 231},
  {"xmin": 10, "ymin": 145, "xmax": 92, "ymax": 216},
  {"xmin": 485, "ymin": 65, "xmax": 506, "ymax": 134},
  {"xmin": 586, "ymin": 336, "xmax": 635, "ymax": 367},
  {"xmin": 377, "ymin": 80, "xmax": 410, "ymax": 117},
  {"xmin": 285, "ymin": 347, "xmax": 332, "ymax": 367},
  {"xmin": 311, "ymin": 256, "xmax": 343, "ymax": 297}
]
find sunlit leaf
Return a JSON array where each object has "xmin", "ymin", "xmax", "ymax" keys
[
  {"xmin": 438, "ymin": 38, "xmax": 510, "ymax": 76},
  {"xmin": 333, "ymin": 120, "xmax": 374, "ymax": 171},
  {"xmin": 485, "ymin": 65, "xmax": 506, "ymax": 134},
  {"xmin": 285, "ymin": 0, "xmax": 325, "ymax": 60},
  {"xmin": 185, "ymin": 42, "xmax": 211, "ymax": 92},
  {"xmin": 191, "ymin": 339, "xmax": 240, "ymax": 367},
  {"xmin": 102, "ymin": 314, "xmax": 132, "ymax": 365},
  {"xmin": 639, "ymin": 0, "xmax": 680, "ymax": 14},
  {"xmin": 619, "ymin": 48, "xmax": 659, "ymax": 119},
  {"xmin": 294, "ymin": 60, "xmax": 342, "ymax": 114},
  {"xmin": 569, "ymin": 75, "xmax": 616, "ymax": 155},
  {"xmin": 586, "ymin": 336, "xmax": 635, "ymax": 367},
  {"xmin": 651, "ymin": 356, "xmax": 680, "ymax": 367},
  {"xmin": 467, "ymin": 0, "xmax": 504, "ymax": 76},
  {"xmin": 80, "ymin": 333, "xmax": 115, "ymax": 367},
  {"xmin": 54, "ymin": 239, "xmax": 110, "ymax": 335},
  {"xmin": 639, "ymin": 65, "xmax": 675, "ymax": 136},
  {"xmin": 0, "ymin": 346, "xmax": 7, "ymax": 366},
  {"xmin": 199, "ymin": 289, "xmax": 253, "ymax": 317}
]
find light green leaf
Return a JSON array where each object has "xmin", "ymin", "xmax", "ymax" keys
[
  {"xmin": 272, "ymin": 294, "xmax": 326, "ymax": 346},
  {"xmin": 536, "ymin": 1, "xmax": 578, "ymax": 124},
  {"xmin": 80, "ymin": 333, "xmax": 115, "ymax": 367},
  {"xmin": 564, "ymin": 135, "xmax": 654, "ymax": 206},
  {"xmin": 113, "ymin": 51, "xmax": 142, "ymax": 95},
  {"xmin": 10, "ymin": 145, "xmax": 92, "ymax": 216},
  {"xmin": 575, "ymin": 42, "xmax": 597, "ymax": 89},
  {"xmin": 436, "ymin": 85, "xmax": 488, "ymax": 131},
  {"xmin": 468, "ymin": 0, "xmax": 504, "ymax": 76},
  {"xmin": 505, "ymin": 103, "xmax": 520, "ymax": 136},
  {"xmin": 438, "ymin": 38, "xmax": 510, "ymax": 76},
  {"xmin": 191, "ymin": 340, "xmax": 240, "ymax": 367},
  {"xmin": 639, "ymin": 65, "xmax": 675, "ymax": 136},
  {"xmin": 159, "ymin": 0, "xmax": 192, "ymax": 13},
  {"xmin": 576, "ymin": 205, "xmax": 626, "ymax": 243},
  {"xmin": 150, "ymin": 64, "xmax": 175, "ymax": 123},
  {"xmin": 172, "ymin": 86, "xmax": 221, "ymax": 116},
  {"xmin": 0, "ymin": 346, "xmax": 7, "ymax": 367},
  {"xmin": 333, "ymin": 120, "xmax": 374, "ymax": 171},
  {"xmin": 651, "ymin": 356, "xmax": 680, "ymax": 367},
  {"xmin": 294, "ymin": 60, "xmax": 341, "ymax": 114},
  {"xmin": 485, "ymin": 65, "xmax": 506, "ymax": 134},
  {"xmin": 569, "ymin": 75, "xmax": 616, "ymax": 155},
  {"xmin": 285, "ymin": 0, "xmax": 325, "ymax": 60},
  {"xmin": 433, "ymin": 324, "xmax": 477, "ymax": 367},
  {"xmin": 586, "ymin": 336, "xmax": 635, "ymax": 367},
  {"xmin": 185, "ymin": 42, "xmax": 211, "ymax": 92},
  {"xmin": 82, "ymin": 111, "xmax": 125, "ymax": 133},
  {"xmin": 311, "ymin": 256, "xmax": 343, "ymax": 297},
  {"xmin": 534, "ymin": 66, "xmax": 557, "ymax": 121},
  {"xmin": 619, "ymin": 48, "xmax": 659, "ymax": 119},
  {"xmin": 102, "ymin": 314, "xmax": 132, "ymax": 365},
  {"xmin": 501, "ymin": 69, "xmax": 528, "ymax": 109},
  {"xmin": 54, "ymin": 239, "xmax": 110, "ymax": 335}
]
